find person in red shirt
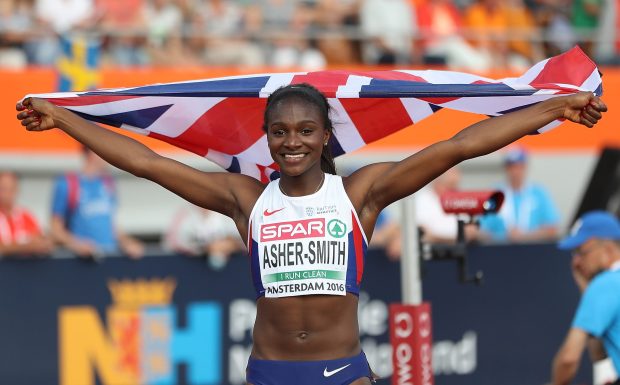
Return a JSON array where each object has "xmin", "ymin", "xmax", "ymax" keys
[{"xmin": 0, "ymin": 171, "xmax": 53, "ymax": 257}]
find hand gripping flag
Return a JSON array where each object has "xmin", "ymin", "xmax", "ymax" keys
[{"xmin": 26, "ymin": 46, "xmax": 602, "ymax": 183}]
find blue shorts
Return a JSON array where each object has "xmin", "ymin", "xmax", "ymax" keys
[{"xmin": 246, "ymin": 351, "xmax": 372, "ymax": 385}]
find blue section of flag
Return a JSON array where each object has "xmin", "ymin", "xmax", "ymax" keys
[
  {"xmin": 86, "ymin": 76, "xmax": 273, "ymax": 97},
  {"xmin": 360, "ymin": 80, "xmax": 535, "ymax": 98},
  {"xmin": 103, "ymin": 105, "xmax": 172, "ymax": 129},
  {"xmin": 329, "ymin": 138, "xmax": 345, "ymax": 158},
  {"xmin": 73, "ymin": 105, "xmax": 171, "ymax": 129},
  {"xmin": 430, "ymin": 104, "xmax": 443, "ymax": 113},
  {"xmin": 594, "ymin": 83, "xmax": 603, "ymax": 96},
  {"xmin": 226, "ymin": 157, "xmax": 241, "ymax": 173},
  {"xmin": 71, "ymin": 111, "xmax": 122, "ymax": 128}
]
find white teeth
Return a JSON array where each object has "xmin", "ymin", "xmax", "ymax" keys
[{"xmin": 284, "ymin": 154, "xmax": 305, "ymax": 159}]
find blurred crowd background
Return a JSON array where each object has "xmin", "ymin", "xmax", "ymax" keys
[
  {"xmin": 0, "ymin": 0, "xmax": 619, "ymax": 71},
  {"xmin": 1, "ymin": 4, "xmax": 619, "ymax": 384}
]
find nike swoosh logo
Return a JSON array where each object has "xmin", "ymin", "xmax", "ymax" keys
[
  {"xmin": 263, "ymin": 207, "xmax": 285, "ymax": 216},
  {"xmin": 323, "ymin": 364, "xmax": 351, "ymax": 377}
]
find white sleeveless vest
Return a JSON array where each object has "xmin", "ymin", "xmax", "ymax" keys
[{"xmin": 248, "ymin": 174, "xmax": 368, "ymax": 298}]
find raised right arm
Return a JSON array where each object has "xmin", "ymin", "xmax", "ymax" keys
[{"xmin": 17, "ymin": 98, "xmax": 264, "ymax": 237}]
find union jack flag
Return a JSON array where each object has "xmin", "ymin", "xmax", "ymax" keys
[{"xmin": 27, "ymin": 47, "xmax": 602, "ymax": 183}]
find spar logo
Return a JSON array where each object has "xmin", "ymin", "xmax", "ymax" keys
[
  {"xmin": 260, "ymin": 218, "xmax": 325, "ymax": 242},
  {"xmin": 59, "ymin": 278, "xmax": 221, "ymax": 385}
]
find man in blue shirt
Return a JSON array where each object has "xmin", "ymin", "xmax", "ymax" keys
[
  {"xmin": 550, "ymin": 210, "xmax": 620, "ymax": 385},
  {"xmin": 480, "ymin": 147, "xmax": 560, "ymax": 242},
  {"xmin": 51, "ymin": 147, "xmax": 144, "ymax": 259}
]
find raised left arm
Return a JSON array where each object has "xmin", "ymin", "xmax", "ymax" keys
[{"xmin": 346, "ymin": 92, "xmax": 606, "ymax": 235}]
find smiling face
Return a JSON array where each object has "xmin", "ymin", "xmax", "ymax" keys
[{"xmin": 266, "ymin": 96, "xmax": 330, "ymax": 177}]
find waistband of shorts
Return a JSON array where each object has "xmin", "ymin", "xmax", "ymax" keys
[{"xmin": 248, "ymin": 350, "xmax": 367, "ymax": 366}]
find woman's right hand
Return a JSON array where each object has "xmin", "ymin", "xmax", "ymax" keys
[{"xmin": 16, "ymin": 97, "xmax": 59, "ymax": 132}]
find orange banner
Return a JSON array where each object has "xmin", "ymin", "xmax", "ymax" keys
[{"xmin": 4, "ymin": 66, "xmax": 620, "ymax": 154}]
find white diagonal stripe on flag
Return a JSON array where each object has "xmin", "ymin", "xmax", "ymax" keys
[
  {"xmin": 142, "ymin": 97, "xmax": 225, "ymax": 137},
  {"xmin": 260, "ymin": 73, "xmax": 303, "ymax": 97},
  {"xmin": 235, "ymin": 135, "xmax": 274, "ymax": 166},
  {"xmin": 400, "ymin": 98, "xmax": 435, "ymax": 123},
  {"xmin": 336, "ymin": 75, "xmax": 373, "ymax": 98},
  {"xmin": 581, "ymin": 70, "xmax": 603, "ymax": 92},
  {"xmin": 328, "ymin": 98, "xmax": 366, "ymax": 151},
  {"xmin": 438, "ymin": 94, "xmax": 555, "ymax": 116}
]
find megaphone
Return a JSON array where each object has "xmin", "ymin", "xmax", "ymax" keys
[{"xmin": 440, "ymin": 190, "xmax": 504, "ymax": 216}]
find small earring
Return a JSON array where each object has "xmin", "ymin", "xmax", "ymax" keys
[{"xmin": 324, "ymin": 142, "xmax": 328, "ymax": 146}]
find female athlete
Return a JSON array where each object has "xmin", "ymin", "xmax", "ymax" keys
[{"xmin": 17, "ymin": 84, "xmax": 606, "ymax": 385}]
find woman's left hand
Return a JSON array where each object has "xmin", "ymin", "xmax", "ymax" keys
[{"xmin": 562, "ymin": 92, "xmax": 607, "ymax": 128}]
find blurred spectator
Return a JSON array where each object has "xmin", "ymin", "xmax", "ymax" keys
[
  {"xmin": 529, "ymin": 0, "xmax": 575, "ymax": 57},
  {"xmin": 186, "ymin": 0, "xmax": 265, "ymax": 67},
  {"xmin": 0, "ymin": 0, "xmax": 607, "ymax": 69},
  {"xmin": 246, "ymin": 0, "xmax": 326, "ymax": 69},
  {"xmin": 414, "ymin": 167, "xmax": 481, "ymax": 243},
  {"xmin": 480, "ymin": 146, "xmax": 560, "ymax": 242},
  {"xmin": 163, "ymin": 204, "xmax": 244, "ymax": 270},
  {"xmin": 463, "ymin": 0, "xmax": 508, "ymax": 70},
  {"xmin": 143, "ymin": 0, "xmax": 190, "ymax": 65},
  {"xmin": 571, "ymin": 0, "xmax": 604, "ymax": 57},
  {"xmin": 0, "ymin": 171, "xmax": 53, "ymax": 258},
  {"xmin": 96, "ymin": 0, "xmax": 148, "ymax": 66},
  {"xmin": 50, "ymin": 147, "xmax": 144, "ymax": 259},
  {"xmin": 463, "ymin": 0, "xmax": 540, "ymax": 70},
  {"xmin": 416, "ymin": 0, "xmax": 490, "ymax": 70},
  {"xmin": 36, "ymin": 0, "xmax": 98, "ymax": 34},
  {"xmin": 32, "ymin": 0, "xmax": 100, "ymax": 65},
  {"xmin": 550, "ymin": 210, "xmax": 620, "ymax": 385},
  {"xmin": 313, "ymin": 0, "xmax": 361, "ymax": 65},
  {"xmin": 360, "ymin": 0, "xmax": 417, "ymax": 64},
  {"xmin": 504, "ymin": 0, "xmax": 544, "ymax": 68},
  {"xmin": 593, "ymin": 0, "xmax": 617, "ymax": 63},
  {"xmin": 0, "ymin": 0, "xmax": 34, "ymax": 68}
]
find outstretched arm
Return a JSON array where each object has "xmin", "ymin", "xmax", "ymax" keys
[
  {"xmin": 551, "ymin": 328, "xmax": 588, "ymax": 385},
  {"xmin": 17, "ymin": 98, "xmax": 264, "ymax": 237},
  {"xmin": 346, "ymin": 92, "xmax": 606, "ymax": 235}
]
